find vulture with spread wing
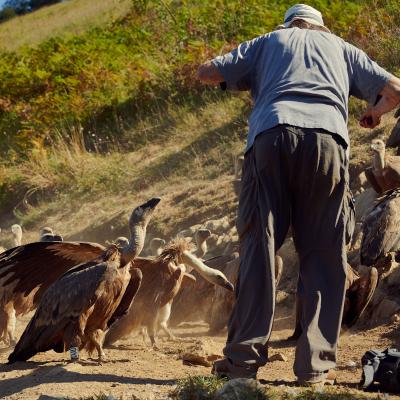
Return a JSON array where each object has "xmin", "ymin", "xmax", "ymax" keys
[
  {"xmin": 7, "ymin": 197, "xmax": 160, "ymax": 363},
  {"xmin": 0, "ymin": 241, "xmax": 105, "ymax": 345},
  {"xmin": 361, "ymin": 189, "xmax": 400, "ymax": 268}
]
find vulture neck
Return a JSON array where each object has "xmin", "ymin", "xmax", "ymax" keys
[
  {"xmin": 13, "ymin": 235, "xmax": 21, "ymax": 247},
  {"xmin": 195, "ymin": 238, "xmax": 207, "ymax": 259},
  {"xmin": 373, "ymin": 149, "xmax": 385, "ymax": 173},
  {"xmin": 121, "ymin": 225, "xmax": 145, "ymax": 265},
  {"xmin": 180, "ymin": 250, "xmax": 219, "ymax": 285}
]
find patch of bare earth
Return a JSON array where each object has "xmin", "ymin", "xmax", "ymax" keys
[{"xmin": 1, "ymin": 307, "xmax": 400, "ymax": 399}]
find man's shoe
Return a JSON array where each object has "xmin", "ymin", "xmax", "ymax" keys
[
  {"xmin": 343, "ymin": 267, "xmax": 378, "ymax": 328},
  {"xmin": 212, "ymin": 358, "xmax": 257, "ymax": 380},
  {"xmin": 297, "ymin": 369, "xmax": 337, "ymax": 388}
]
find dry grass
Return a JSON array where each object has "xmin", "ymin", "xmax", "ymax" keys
[
  {"xmin": 0, "ymin": 0, "xmax": 132, "ymax": 51},
  {"xmin": 0, "ymin": 95, "xmax": 246, "ymax": 245}
]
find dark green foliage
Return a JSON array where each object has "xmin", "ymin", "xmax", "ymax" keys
[{"xmin": 0, "ymin": 6, "xmax": 16, "ymax": 21}]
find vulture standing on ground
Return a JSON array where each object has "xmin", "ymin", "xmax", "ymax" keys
[
  {"xmin": 0, "ymin": 216, "xmax": 234, "ymax": 349},
  {"xmin": 365, "ymin": 139, "xmax": 400, "ymax": 194},
  {"xmin": 360, "ymin": 189, "xmax": 400, "ymax": 268},
  {"xmin": 103, "ymin": 238, "xmax": 234, "ymax": 347},
  {"xmin": 8, "ymin": 197, "xmax": 160, "ymax": 363}
]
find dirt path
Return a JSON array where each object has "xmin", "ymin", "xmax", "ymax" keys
[{"xmin": 1, "ymin": 309, "xmax": 399, "ymax": 399}]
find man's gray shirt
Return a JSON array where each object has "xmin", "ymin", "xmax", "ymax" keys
[{"xmin": 212, "ymin": 27, "xmax": 392, "ymax": 153}]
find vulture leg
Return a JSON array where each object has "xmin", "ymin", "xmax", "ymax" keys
[
  {"xmin": 64, "ymin": 323, "xmax": 83, "ymax": 362},
  {"xmin": 147, "ymin": 318, "xmax": 159, "ymax": 349},
  {"xmin": 158, "ymin": 303, "xmax": 176, "ymax": 340},
  {"xmin": 88, "ymin": 329, "xmax": 106, "ymax": 363},
  {"xmin": 0, "ymin": 303, "xmax": 16, "ymax": 346}
]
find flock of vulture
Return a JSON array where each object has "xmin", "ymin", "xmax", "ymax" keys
[
  {"xmin": 0, "ymin": 198, "xmax": 235, "ymax": 364},
  {"xmin": 0, "ymin": 113, "xmax": 400, "ymax": 368}
]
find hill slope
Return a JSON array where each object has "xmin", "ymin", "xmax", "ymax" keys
[{"xmin": 0, "ymin": 0, "xmax": 398, "ymax": 245}]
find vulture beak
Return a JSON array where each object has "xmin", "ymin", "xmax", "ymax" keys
[
  {"xmin": 223, "ymin": 280, "xmax": 235, "ymax": 292},
  {"xmin": 143, "ymin": 197, "xmax": 161, "ymax": 210}
]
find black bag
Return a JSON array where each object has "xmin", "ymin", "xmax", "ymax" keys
[{"xmin": 361, "ymin": 348, "xmax": 400, "ymax": 393}]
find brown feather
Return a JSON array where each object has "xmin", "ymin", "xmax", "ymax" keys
[
  {"xmin": 361, "ymin": 190, "xmax": 400, "ymax": 266},
  {"xmin": 8, "ymin": 247, "xmax": 130, "ymax": 363}
]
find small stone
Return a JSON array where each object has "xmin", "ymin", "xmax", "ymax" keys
[
  {"xmin": 269, "ymin": 353, "xmax": 288, "ymax": 362},
  {"xmin": 346, "ymin": 360, "xmax": 357, "ymax": 369},
  {"xmin": 216, "ymin": 378, "xmax": 267, "ymax": 400}
]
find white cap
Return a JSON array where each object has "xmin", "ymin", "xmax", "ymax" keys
[{"xmin": 278, "ymin": 4, "xmax": 328, "ymax": 30}]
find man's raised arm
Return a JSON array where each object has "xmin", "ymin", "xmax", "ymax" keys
[
  {"xmin": 360, "ymin": 76, "xmax": 400, "ymax": 128},
  {"xmin": 197, "ymin": 61, "xmax": 225, "ymax": 85}
]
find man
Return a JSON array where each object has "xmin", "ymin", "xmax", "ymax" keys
[{"xmin": 197, "ymin": 4, "xmax": 400, "ymax": 385}]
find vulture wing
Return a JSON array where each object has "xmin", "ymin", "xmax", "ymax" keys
[
  {"xmin": 107, "ymin": 267, "xmax": 143, "ymax": 328},
  {"xmin": 361, "ymin": 190, "xmax": 400, "ymax": 266},
  {"xmin": 386, "ymin": 119, "xmax": 400, "ymax": 148},
  {"xmin": 0, "ymin": 242, "xmax": 105, "ymax": 314},
  {"xmin": 8, "ymin": 261, "xmax": 109, "ymax": 363},
  {"xmin": 204, "ymin": 254, "xmax": 235, "ymax": 270},
  {"xmin": 384, "ymin": 155, "xmax": 400, "ymax": 188},
  {"xmin": 364, "ymin": 167, "xmax": 384, "ymax": 194}
]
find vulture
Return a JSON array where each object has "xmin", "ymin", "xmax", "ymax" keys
[
  {"xmin": 0, "ymin": 219, "xmax": 234, "ymax": 350},
  {"xmin": 8, "ymin": 197, "xmax": 160, "ymax": 363},
  {"xmin": 39, "ymin": 226, "xmax": 63, "ymax": 242},
  {"xmin": 365, "ymin": 139, "xmax": 400, "ymax": 194},
  {"xmin": 148, "ymin": 237, "xmax": 166, "ymax": 256},
  {"xmin": 103, "ymin": 238, "xmax": 234, "ymax": 347},
  {"xmin": 360, "ymin": 189, "xmax": 400, "ymax": 268},
  {"xmin": 194, "ymin": 228, "xmax": 211, "ymax": 258},
  {"xmin": 386, "ymin": 109, "xmax": 400, "ymax": 148},
  {"xmin": 11, "ymin": 224, "xmax": 22, "ymax": 247}
]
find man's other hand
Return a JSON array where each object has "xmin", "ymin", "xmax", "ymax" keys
[{"xmin": 197, "ymin": 61, "xmax": 225, "ymax": 85}]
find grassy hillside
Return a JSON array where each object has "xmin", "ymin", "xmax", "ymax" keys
[
  {"xmin": 0, "ymin": 0, "xmax": 399, "ymax": 245},
  {"xmin": 0, "ymin": 0, "xmax": 132, "ymax": 51}
]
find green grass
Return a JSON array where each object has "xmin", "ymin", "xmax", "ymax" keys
[
  {"xmin": 0, "ymin": 0, "xmax": 132, "ymax": 52},
  {"xmin": 170, "ymin": 376, "xmax": 381, "ymax": 400},
  {"xmin": 0, "ymin": 0, "xmax": 398, "ymax": 158},
  {"xmin": 0, "ymin": 0, "xmax": 398, "ymax": 242}
]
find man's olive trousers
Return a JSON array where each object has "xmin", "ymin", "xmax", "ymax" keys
[{"xmin": 224, "ymin": 125, "xmax": 353, "ymax": 381}]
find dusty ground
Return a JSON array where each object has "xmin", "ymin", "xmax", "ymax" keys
[{"xmin": 1, "ymin": 307, "xmax": 400, "ymax": 400}]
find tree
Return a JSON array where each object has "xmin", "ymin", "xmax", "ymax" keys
[{"xmin": 0, "ymin": 6, "xmax": 16, "ymax": 22}]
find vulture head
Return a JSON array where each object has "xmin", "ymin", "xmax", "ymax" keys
[
  {"xmin": 115, "ymin": 236, "xmax": 129, "ymax": 248},
  {"xmin": 129, "ymin": 197, "xmax": 161, "ymax": 231},
  {"xmin": 149, "ymin": 237, "xmax": 166, "ymax": 255},
  {"xmin": 122, "ymin": 197, "xmax": 161, "ymax": 263},
  {"xmin": 371, "ymin": 139, "xmax": 386, "ymax": 171},
  {"xmin": 40, "ymin": 226, "xmax": 53, "ymax": 237},
  {"xmin": 195, "ymin": 228, "xmax": 212, "ymax": 244},
  {"xmin": 371, "ymin": 139, "xmax": 385, "ymax": 154}
]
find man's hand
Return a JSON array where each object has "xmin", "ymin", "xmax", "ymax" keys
[
  {"xmin": 197, "ymin": 61, "xmax": 225, "ymax": 85},
  {"xmin": 360, "ymin": 104, "xmax": 381, "ymax": 128},
  {"xmin": 360, "ymin": 76, "xmax": 400, "ymax": 128}
]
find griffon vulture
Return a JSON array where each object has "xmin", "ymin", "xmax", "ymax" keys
[
  {"xmin": 365, "ymin": 139, "xmax": 400, "ymax": 194},
  {"xmin": 361, "ymin": 189, "xmax": 400, "ymax": 268},
  {"xmin": 8, "ymin": 197, "xmax": 160, "ymax": 363}
]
